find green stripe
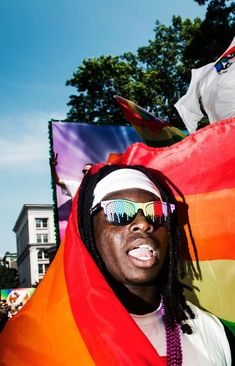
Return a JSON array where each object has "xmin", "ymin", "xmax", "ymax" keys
[{"xmin": 220, "ymin": 318, "xmax": 235, "ymax": 336}]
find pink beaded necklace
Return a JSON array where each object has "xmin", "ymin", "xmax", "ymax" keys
[{"xmin": 161, "ymin": 298, "xmax": 183, "ymax": 366}]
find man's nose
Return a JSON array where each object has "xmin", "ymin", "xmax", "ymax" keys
[{"xmin": 129, "ymin": 210, "xmax": 154, "ymax": 232}]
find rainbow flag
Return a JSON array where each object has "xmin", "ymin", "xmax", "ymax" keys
[
  {"xmin": 114, "ymin": 95, "xmax": 187, "ymax": 147},
  {"xmin": 119, "ymin": 117, "xmax": 235, "ymax": 335},
  {"xmin": 1, "ymin": 118, "xmax": 234, "ymax": 364}
]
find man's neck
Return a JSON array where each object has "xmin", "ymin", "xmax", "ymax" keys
[{"xmin": 110, "ymin": 280, "xmax": 161, "ymax": 315}]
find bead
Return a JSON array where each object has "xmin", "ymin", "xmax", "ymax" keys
[{"xmin": 161, "ymin": 297, "xmax": 183, "ymax": 366}]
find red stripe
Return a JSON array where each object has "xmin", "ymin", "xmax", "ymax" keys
[
  {"xmin": 219, "ymin": 45, "xmax": 235, "ymax": 59},
  {"xmin": 119, "ymin": 118, "xmax": 235, "ymax": 196}
]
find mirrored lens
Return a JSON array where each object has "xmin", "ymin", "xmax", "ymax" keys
[
  {"xmin": 145, "ymin": 202, "xmax": 162, "ymax": 217},
  {"xmin": 105, "ymin": 200, "xmax": 136, "ymax": 225},
  {"xmin": 145, "ymin": 202, "xmax": 163, "ymax": 225}
]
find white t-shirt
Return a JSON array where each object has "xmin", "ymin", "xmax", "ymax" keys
[
  {"xmin": 130, "ymin": 302, "xmax": 231, "ymax": 366},
  {"xmin": 175, "ymin": 37, "xmax": 235, "ymax": 133}
]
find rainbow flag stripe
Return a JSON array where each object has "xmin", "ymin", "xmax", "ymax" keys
[{"xmin": 114, "ymin": 95, "xmax": 186, "ymax": 146}]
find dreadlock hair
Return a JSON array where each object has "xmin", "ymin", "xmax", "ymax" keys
[{"xmin": 78, "ymin": 164, "xmax": 194, "ymax": 334}]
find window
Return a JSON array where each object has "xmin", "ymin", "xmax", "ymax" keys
[
  {"xmin": 38, "ymin": 249, "xmax": 49, "ymax": 259},
  {"xmin": 35, "ymin": 218, "xmax": 48, "ymax": 228},
  {"xmin": 38, "ymin": 264, "xmax": 44, "ymax": 274},
  {"xmin": 38, "ymin": 263, "xmax": 50, "ymax": 275},
  {"xmin": 43, "ymin": 234, "xmax": 48, "ymax": 243},
  {"xmin": 36, "ymin": 234, "xmax": 48, "ymax": 243}
]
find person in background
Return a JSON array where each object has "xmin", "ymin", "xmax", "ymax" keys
[
  {"xmin": 82, "ymin": 163, "xmax": 93, "ymax": 175},
  {"xmin": 49, "ymin": 152, "xmax": 92, "ymax": 198}
]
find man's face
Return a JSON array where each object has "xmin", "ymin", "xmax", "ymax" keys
[{"xmin": 92, "ymin": 188, "xmax": 168, "ymax": 287}]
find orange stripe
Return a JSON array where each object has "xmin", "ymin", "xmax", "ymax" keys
[
  {"xmin": 177, "ymin": 188, "xmax": 235, "ymax": 261},
  {"xmin": 0, "ymin": 242, "xmax": 95, "ymax": 366}
]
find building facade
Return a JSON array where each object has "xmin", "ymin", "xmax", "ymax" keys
[{"xmin": 13, "ymin": 204, "xmax": 56, "ymax": 287}]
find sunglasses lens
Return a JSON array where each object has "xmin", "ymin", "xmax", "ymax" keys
[
  {"xmin": 145, "ymin": 202, "xmax": 164, "ymax": 225},
  {"xmin": 101, "ymin": 200, "xmax": 169, "ymax": 226},
  {"xmin": 105, "ymin": 200, "xmax": 136, "ymax": 225}
]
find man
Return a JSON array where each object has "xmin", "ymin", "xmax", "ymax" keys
[
  {"xmin": 78, "ymin": 164, "xmax": 232, "ymax": 365},
  {"xmin": 0, "ymin": 164, "xmax": 233, "ymax": 366}
]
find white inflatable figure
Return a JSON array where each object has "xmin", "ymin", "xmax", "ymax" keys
[{"xmin": 175, "ymin": 36, "xmax": 235, "ymax": 133}]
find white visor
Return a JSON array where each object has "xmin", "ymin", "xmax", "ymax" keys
[{"xmin": 92, "ymin": 168, "xmax": 162, "ymax": 208}]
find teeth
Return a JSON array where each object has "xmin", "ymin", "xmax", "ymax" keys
[
  {"xmin": 128, "ymin": 244, "xmax": 156, "ymax": 261},
  {"xmin": 137, "ymin": 244, "xmax": 153, "ymax": 251}
]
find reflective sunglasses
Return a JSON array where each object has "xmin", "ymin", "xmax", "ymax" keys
[{"xmin": 91, "ymin": 199, "xmax": 175, "ymax": 226}]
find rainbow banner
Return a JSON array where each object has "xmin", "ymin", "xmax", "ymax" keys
[
  {"xmin": 50, "ymin": 121, "xmax": 143, "ymax": 240},
  {"xmin": 114, "ymin": 95, "xmax": 187, "ymax": 146},
  {"xmin": 1, "ymin": 118, "xmax": 234, "ymax": 364}
]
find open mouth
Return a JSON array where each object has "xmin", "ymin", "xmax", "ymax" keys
[{"xmin": 127, "ymin": 244, "xmax": 157, "ymax": 261}]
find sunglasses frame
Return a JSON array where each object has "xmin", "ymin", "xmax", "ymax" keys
[{"xmin": 91, "ymin": 198, "xmax": 175, "ymax": 226}]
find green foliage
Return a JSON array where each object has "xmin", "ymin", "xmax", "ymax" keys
[
  {"xmin": 66, "ymin": 0, "xmax": 234, "ymax": 129},
  {"xmin": 66, "ymin": 54, "xmax": 143, "ymax": 125},
  {"xmin": 0, "ymin": 265, "xmax": 18, "ymax": 289},
  {"xmin": 187, "ymin": 0, "xmax": 235, "ymax": 66},
  {"xmin": 136, "ymin": 16, "xmax": 202, "ymax": 127}
]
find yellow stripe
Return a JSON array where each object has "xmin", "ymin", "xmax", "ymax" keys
[{"xmin": 183, "ymin": 259, "xmax": 235, "ymax": 322}]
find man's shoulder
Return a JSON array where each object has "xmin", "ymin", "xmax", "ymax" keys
[
  {"xmin": 186, "ymin": 301, "xmax": 233, "ymax": 365},
  {"xmin": 187, "ymin": 301, "xmax": 219, "ymax": 320},
  {"xmin": 186, "ymin": 301, "xmax": 226, "ymax": 331}
]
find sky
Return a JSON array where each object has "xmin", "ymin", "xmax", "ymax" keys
[{"xmin": 0, "ymin": 0, "xmax": 206, "ymax": 254}]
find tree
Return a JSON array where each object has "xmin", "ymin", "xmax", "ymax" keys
[
  {"xmin": 136, "ymin": 16, "xmax": 202, "ymax": 127},
  {"xmin": 66, "ymin": 17, "xmax": 200, "ymax": 129},
  {"xmin": 66, "ymin": 54, "xmax": 141, "ymax": 125},
  {"xmin": 65, "ymin": 0, "xmax": 234, "ymax": 129},
  {"xmin": 0, "ymin": 265, "xmax": 18, "ymax": 289},
  {"xmin": 186, "ymin": 0, "xmax": 235, "ymax": 66}
]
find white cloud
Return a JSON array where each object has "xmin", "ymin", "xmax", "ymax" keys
[{"xmin": 0, "ymin": 111, "xmax": 66, "ymax": 170}]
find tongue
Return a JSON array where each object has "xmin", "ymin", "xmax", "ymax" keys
[{"xmin": 128, "ymin": 247, "xmax": 153, "ymax": 260}]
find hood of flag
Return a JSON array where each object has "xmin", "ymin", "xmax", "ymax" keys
[
  {"xmin": 1, "ymin": 118, "xmax": 234, "ymax": 365},
  {"xmin": 0, "ymin": 192, "xmax": 167, "ymax": 366}
]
